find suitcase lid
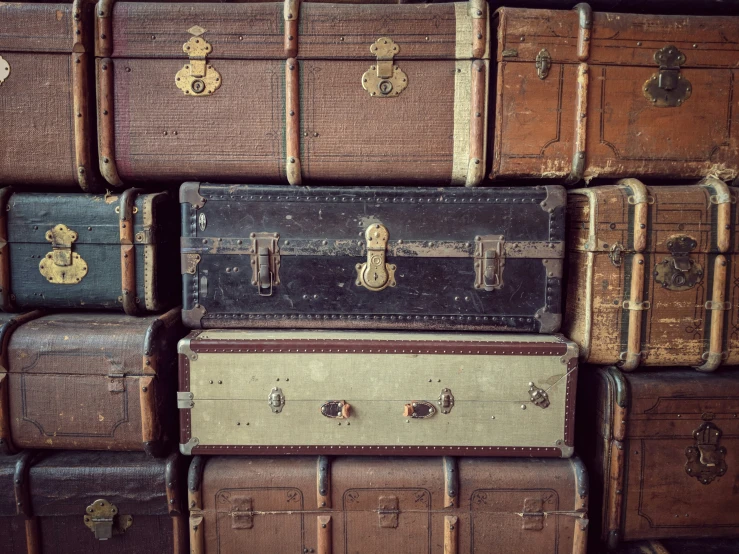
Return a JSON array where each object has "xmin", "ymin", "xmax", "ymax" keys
[
  {"xmin": 496, "ymin": 6, "xmax": 739, "ymax": 68},
  {"xmin": 568, "ymin": 179, "xmax": 739, "ymax": 255},
  {"xmin": 99, "ymin": 1, "xmax": 488, "ymax": 60},
  {"xmin": 0, "ymin": 2, "xmax": 83, "ymax": 54},
  {"xmin": 27, "ymin": 451, "xmax": 182, "ymax": 518}
]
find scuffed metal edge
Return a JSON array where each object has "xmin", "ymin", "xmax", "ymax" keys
[
  {"xmin": 695, "ymin": 351, "xmax": 723, "ymax": 372},
  {"xmin": 179, "ymin": 182, "xmax": 206, "ymax": 209},
  {"xmin": 178, "ymin": 337, "xmax": 197, "ymax": 361},
  {"xmin": 570, "ymin": 455, "xmax": 589, "ymax": 507},
  {"xmin": 317, "ymin": 455, "xmax": 330, "ymax": 509},
  {"xmin": 180, "ymin": 436, "xmax": 200, "ymax": 456},
  {"xmin": 540, "ymin": 185, "xmax": 566, "ymax": 213},
  {"xmin": 182, "ymin": 305, "xmax": 206, "ymax": 330},
  {"xmin": 535, "ymin": 308, "xmax": 561, "ymax": 334},
  {"xmin": 443, "ymin": 456, "xmax": 458, "ymax": 508},
  {"xmin": 605, "ymin": 366, "xmax": 628, "ymax": 409},
  {"xmin": 187, "ymin": 456, "xmax": 205, "ymax": 508}
]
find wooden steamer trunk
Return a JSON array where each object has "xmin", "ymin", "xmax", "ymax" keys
[
  {"xmin": 583, "ymin": 367, "xmax": 739, "ymax": 547},
  {"xmin": 180, "ymin": 184, "xmax": 565, "ymax": 331},
  {"xmin": 0, "ymin": 188, "xmax": 178, "ymax": 314},
  {"xmin": 95, "ymin": 0, "xmax": 489, "ymax": 185},
  {"xmin": 178, "ymin": 330, "xmax": 578, "ymax": 457},
  {"xmin": 0, "ymin": 310, "xmax": 183, "ymax": 455},
  {"xmin": 0, "ymin": 0, "xmax": 98, "ymax": 190},
  {"xmin": 490, "ymin": 4, "xmax": 739, "ymax": 183},
  {"xmin": 563, "ymin": 179, "xmax": 739, "ymax": 371},
  {"xmin": 187, "ymin": 455, "xmax": 588, "ymax": 554}
]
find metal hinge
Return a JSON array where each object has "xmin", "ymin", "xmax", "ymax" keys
[
  {"xmin": 175, "ymin": 26, "xmax": 221, "ymax": 96},
  {"xmin": 39, "ymin": 224, "xmax": 88, "ymax": 285},
  {"xmin": 535, "ymin": 49, "xmax": 551, "ymax": 80},
  {"xmin": 654, "ymin": 235, "xmax": 703, "ymax": 291},
  {"xmin": 178, "ymin": 391, "xmax": 195, "ymax": 409},
  {"xmin": 643, "ymin": 45, "xmax": 692, "ymax": 108},
  {"xmin": 474, "ymin": 235, "xmax": 505, "ymax": 291},
  {"xmin": 250, "ymin": 233, "xmax": 280, "ymax": 296},
  {"xmin": 84, "ymin": 499, "xmax": 133, "ymax": 540},
  {"xmin": 362, "ymin": 38, "xmax": 408, "ymax": 98}
]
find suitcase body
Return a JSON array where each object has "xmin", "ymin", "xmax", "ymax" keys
[
  {"xmin": 0, "ymin": 188, "xmax": 178, "ymax": 314},
  {"xmin": 180, "ymin": 184, "xmax": 565, "ymax": 331},
  {"xmin": 0, "ymin": 0, "xmax": 98, "ymax": 190},
  {"xmin": 562, "ymin": 179, "xmax": 739, "ymax": 371},
  {"xmin": 178, "ymin": 330, "xmax": 578, "ymax": 457},
  {"xmin": 490, "ymin": 5, "xmax": 739, "ymax": 183},
  {"xmin": 583, "ymin": 367, "xmax": 739, "ymax": 547},
  {"xmin": 96, "ymin": 0, "xmax": 489, "ymax": 186},
  {"xmin": 1, "ymin": 310, "xmax": 183, "ymax": 455},
  {"xmin": 23, "ymin": 451, "xmax": 186, "ymax": 554},
  {"xmin": 188, "ymin": 455, "xmax": 588, "ymax": 554}
]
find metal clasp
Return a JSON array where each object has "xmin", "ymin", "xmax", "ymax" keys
[
  {"xmin": 378, "ymin": 496, "xmax": 399, "ymax": 528},
  {"xmin": 0, "ymin": 55, "xmax": 9, "ymax": 85},
  {"xmin": 362, "ymin": 38, "xmax": 408, "ymax": 97},
  {"xmin": 528, "ymin": 382, "xmax": 550, "ymax": 409},
  {"xmin": 685, "ymin": 421, "xmax": 728, "ymax": 485},
  {"xmin": 438, "ymin": 388, "xmax": 455, "ymax": 414},
  {"xmin": 535, "ymin": 49, "xmax": 551, "ymax": 80},
  {"xmin": 654, "ymin": 236, "xmax": 703, "ymax": 291},
  {"xmin": 268, "ymin": 387, "xmax": 285, "ymax": 413},
  {"xmin": 644, "ymin": 45, "xmax": 692, "ymax": 108},
  {"xmin": 356, "ymin": 224, "xmax": 396, "ymax": 292},
  {"xmin": 39, "ymin": 224, "xmax": 88, "ymax": 285},
  {"xmin": 250, "ymin": 233, "xmax": 280, "ymax": 296},
  {"xmin": 175, "ymin": 27, "xmax": 221, "ymax": 96},
  {"xmin": 84, "ymin": 499, "xmax": 132, "ymax": 540},
  {"xmin": 474, "ymin": 235, "xmax": 505, "ymax": 291}
]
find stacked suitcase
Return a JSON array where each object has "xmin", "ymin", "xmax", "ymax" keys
[{"xmin": 1, "ymin": 0, "xmax": 738, "ymax": 552}]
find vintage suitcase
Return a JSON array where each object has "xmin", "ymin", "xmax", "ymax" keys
[
  {"xmin": 0, "ymin": 451, "xmax": 35, "ymax": 554},
  {"xmin": 490, "ymin": 4, "xmax": 739, "ymax": 183},
  {"xmin": 1, "ymin": 310, "xmax": 183, "ymax": 455},
  {"xmin": 187, "ymin": 455, "xmax": 588, "ymax": 553},
  {"xmin": 20, "ymin": 450, "xmax": 187, "ymax": 553},
  {"xmin": 180, "ymin": 184, "xmax": 565, "ymax": 331},
  {"xmin": 0, "ymin": 188, "xmax": 178, "ymax": 314},
  {"xmin": 177, "ymin": 330, "xmax": 578, "ymax": 457},
  {"xmin": 613, "ymin": 540, "xmax": 739, "ymax": 554},
  {"xmin": 582, "ymin": 366, "xmax": 739, "ymax": 548},
  {"xmin": 563, "ymin": 178, "xmax": 739, "ymax": 371},
  {"xmin": 0, "ymin": 0, "xmax": 99, "ymax": 190},
  {"xmin": 95, "ymin": 0, "xmax": 489, "ymax": 186}
]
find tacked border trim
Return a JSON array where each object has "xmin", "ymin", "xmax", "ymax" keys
[
  {"xmin": 119, "ymin": 189, "xmax": 142, "ymax": 315},
  {"xmin": 178, "ymin": 337, "xmax": 577, "ymax": 457}
]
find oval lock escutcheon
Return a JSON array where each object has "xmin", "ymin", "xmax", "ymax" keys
[
  {"xmin": 404, "ymin": 401, "xmax": 436, "ymax": 419},
  {"xmin": 198, "ymin": 212, "xmax": 207, "ymax": 231},
  {"xmin": 321, "ymin": 400, "xmax": 351, "ymax": 419}
]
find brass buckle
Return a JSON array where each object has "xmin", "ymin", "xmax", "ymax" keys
[
  {"xmin": 39, "ymin": 224, "xmax": 88, "ymax": 285},
  {"xmin": 362, "ymin": 38, "xmax": 408, "ymax": 98},
  {"xmin": 175, "ymin": 27, "xmax": 221, "ymax": 96},
  {"xmin": 474, "ymin": 235, "xmax": 505, "ymax": 291}
]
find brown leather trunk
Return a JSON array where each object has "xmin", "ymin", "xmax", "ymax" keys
[
  {"xmin": 0, "ymin": 0, "xmax": 99, "ymax": 191},
  {"xmin": 562, "ymin": 178, "xmax": 739, "ymax": 371},
  {"xmin": 490, "ymin": 5, "xmax": 739, "ymax": 184},
  {"xmin": 95, "ymin": 0, "xmax": 489, "ymax": 186},
  {"xmin": 25, "ymin": 450, "xmax": 187, "ymax": 554},
  {"xmin": 2, "ymin": 310, "xmax": 184, "ymax": 455},
  {"xmin": 188, "ymin": 455, "xmax": 588, "ymax": 553},
  {"xmin": 582, "ymin": 366, "xmax": 739, "ymax": 549}
]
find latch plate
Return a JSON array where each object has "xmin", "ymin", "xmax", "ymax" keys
[
  {"xmin": 269, "ymin": 387, "xmax": 285, "ymax": 413},
  {"xmin": 177, "ymin": 391, "xmax": 195, "ymax": 409},
  {"xmin": 438, "ymin": 388, "xmax": 454, "ymax": 414},
  {"xmin": 362, "ymin": 38, "xmax": 408, "ymax": 97},
  {"xmin": 356, "ymin": 224, "xmax": 396, "ymax": 292},
  {"xmin": 83, "ymin": 499, "xmax": 132, "ymax": 540},
  {"xmin": 250, "ymin": 233, "xmax": 280, "ymax": 296},
  {"xmin": 535, "ymin": 49, "xmax": 551, "ymax": 80},
  {"xmin": 39, "ymin": 224, "xmax": 88, "ymax": 285},
  {"xmin": 522, "ymin": 498, "xmax": 544, "ymax": 531},
  {"xmin": 644, "ymin": 45, "xmax": 692, "ymax": 108},
  {"xmin": 0, "ymin": 55, "xmax": 9, "ymax": 85},
  {"xmin": 528, "ymin": 382, "xmax": 550, "ymax": 409},
  {"xmin": 175, "ymin": 30, "xmax": 221, "ymax": 96},
  {"xmin": 378, "ymin": 496, "xmax": 399, "ymax": 528},
  {"xmin": 685, "ymin": 421, "xmax": 728, "ymax": 485},
  {"xmin": 474, "ymin": 235, "xmax": 505, "ymax": 291},
  {"xmin": 654, "ymin": 235, "xmax": 703, "ymax": 291}
]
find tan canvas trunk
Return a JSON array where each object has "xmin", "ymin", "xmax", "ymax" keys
[
  {"xmin": 490, "ymin": 4, "xmax": 739, "ymax": 183},
  {"xmin": 563, "ymin": 178, "xmax": 739, "ymax": 371},
  {"xmin": 0, "ymin": 0, "xmax": 99, "ymax": 190},
  {"xmin": 95, "ymin": 0, "xmax": 489, "ymax": 186},
  {"xmin": 178, "ymin": 330, "xmax": 578, "ymax": 457},
  {"xmin": 187, "ymin": 455, "xmax": 588, "ymax": 554},
  {"xmin": 581, "ymin": 367, "xmax": 739, "ymax": 548}
]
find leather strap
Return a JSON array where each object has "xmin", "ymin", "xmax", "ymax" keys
[{"xmin": 119, "ymin": 188, "xmax": 143, "ymax": 315}]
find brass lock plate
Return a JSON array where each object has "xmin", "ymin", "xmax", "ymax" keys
[
  {"xmin": 0, "ymin": 55, "xmax": 9, "ymax": 85},
  {"xmin": 175, "ymin": 27, "xmax": 221, "ymax": 96},
  {"xmin": 644, "ymin": 45, "xmax": 692, "ymax": 108},
  {"xmin": 362, "ymin": 38, "xmax": 407, "ymax": 98},
  {"xmin": 685, "ymin": 421, "xmax": 727, "ymax": 485},
  {"xmin": 654, "ymin": 235, "xmax": 703, "ymax": 291},
  {"xmin": 356, "ymin": 224, "xmax": 396, "ymax": 291},
  {"xmin": 535, "ymin": 49, "xmax": 551, "ymax": 80},
  {"xmin": 83, "ymin": 499, "xmax": 132, "ymax": 540},
  {"xmin": 39, "ymin": 224, "xmax": 88, "ymax": 285}
]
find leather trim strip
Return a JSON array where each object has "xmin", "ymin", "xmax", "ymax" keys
[
  {"xmin": 285, "ymin": 58, "xmax": 301, "ymax": 185},
  {"xmin": 120, "ymin": 189, "xmax": 142, "ymax": 315},
  {"xmin": 451, "ymin": 60, "xmax": 471, "ymax": 185},
  {"xmin": 96, "ymin": 58, "xmax": 123, "ymax": 187}
]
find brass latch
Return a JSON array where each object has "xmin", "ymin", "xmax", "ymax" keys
[
  {"xmin": 654, "ymin": 235, "xmax": 703, "ymax": 291},
  {"xmin": 362, "ymin": 38, "xmax": 408, "ymax": 98},
  {"xmin": 268, "ymin": 387, "xmax": 285, "ymax": 413},
  {"xmin": 356, "ymin": 224, "xmax": 396, "ymax": 292},
  {"xmin": 438, "ymin": 388, "xmax": 454, "ymax": 414},
  {"xmin": 685, "ymin": 421, "xmax": 728, "ymax": 485},
  {"xmin": 39, "ymin": 224, "xmax": 88, "ymax": 285},
  {"xmin": 175, "ymin": 26, "xmax": 221, "ymax": 96},
  {"xmin": 378, "ymin": 496, "xmax": 399, "ymax": 528},
  {"xmin": 528, "ymin": 382, "xmax": 550, "ymax": 409},
  {"xmin": 535, "ymin": 49, "xmax": 551, "ymax": 80},
  {"xmin": 0, "ymin": 55, "xmax": 9, "ymax": 85},
  {"xmin": 474, "ymin": 235, "xmax": 505, "ymax": 291},
  {"xmin": 644, "ymin": 45, "xmax": 692, "ymax": 108},
  {"xmin": 250, "ymin": 233, "xmax": 280, "ymax": 296},
  {"xmin": 84, "ymin": 499, "xmax": 132, "ymax": 540}
]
